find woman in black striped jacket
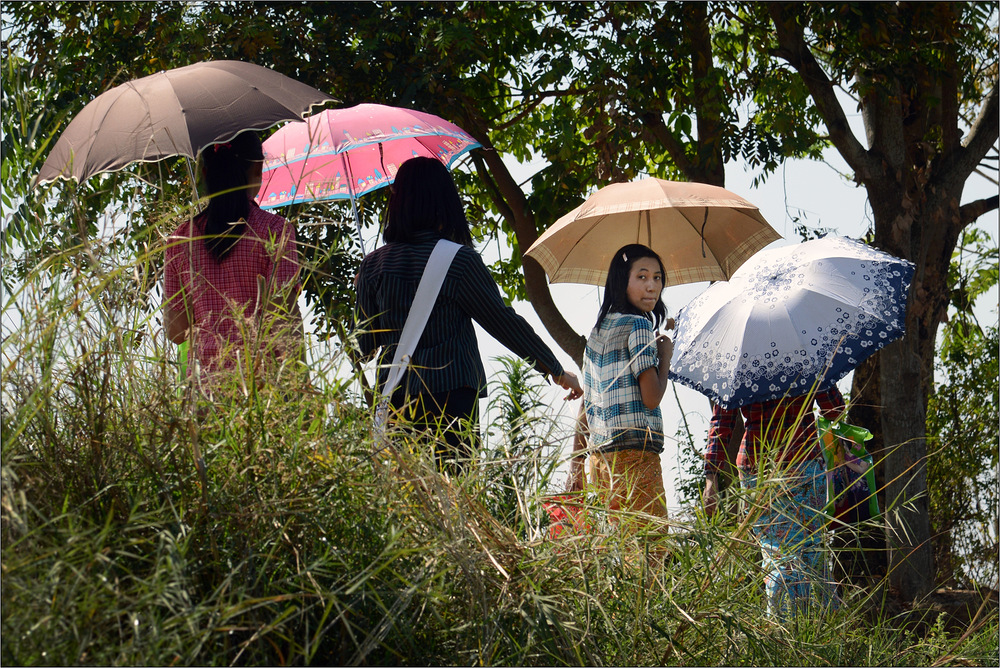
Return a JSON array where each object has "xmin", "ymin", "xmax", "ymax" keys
[{"xmin": 354, "ymin": 157, "xmax": 582, "ymax": 474}]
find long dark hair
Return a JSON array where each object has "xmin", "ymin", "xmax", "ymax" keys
[
  {"xmin": 201, "ymin": 131, "xmax": 264, "ymax": 261},
  {"xmin": 595, "ymin": 244, "xmax": 668, "ymax": 330},
  {"xmin": 383, "ymin": 156, "xmax": 473, "ymax": 246}
]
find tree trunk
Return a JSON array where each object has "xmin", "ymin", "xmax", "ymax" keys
[
  {"xmin": 872, "ymin": 187, "xmax": 961, "ymax": 601},
  {"xmin": 766, "ymin": 2, "xmax": 999, "ymax": 602},
  {"xmin": 879, "ymin": 334, "xmax": 933, "ymax": 600}
]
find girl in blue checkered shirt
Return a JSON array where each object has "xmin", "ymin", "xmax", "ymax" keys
[{"xmin": 570, "ymin": 244, "xmax": 674, "ymax": 524}]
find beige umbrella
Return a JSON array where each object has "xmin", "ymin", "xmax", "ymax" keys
[
  {"xmin": 525, "ymin": 178, "xmax": 781, "ymax": 287},
  {"xmin": 35, "ymin": 60, "xmax": 336, "ymax": 186}
]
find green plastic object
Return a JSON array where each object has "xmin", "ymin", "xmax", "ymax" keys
[
  {"xmin": 178, "ymin": 340, "xmax": 189, "ymax": 380},
  {"xmin": 818, "ymin": 416, "xmax": 880, "ymax": 522}
]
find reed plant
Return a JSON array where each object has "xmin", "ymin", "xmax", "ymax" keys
[{"xmin": 2, "ymin": 202, "xmax": 997, "ymax": 667}]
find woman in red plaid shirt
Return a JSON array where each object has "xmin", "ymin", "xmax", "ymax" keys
[
  {"xmin": 163, "ymin": 131, "xmax": 302, "ymax": 385},
  {"xmin": 703, "ymin": 386, "xmax": 846, "ymax": 619}
]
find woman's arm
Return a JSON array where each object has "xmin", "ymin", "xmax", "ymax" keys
[
  {"xmin": 568, "ymin": 406, "xmax": 588, "ymax": 491},
  {"xmin": 164, "ymin": 301, "xmax": 190, "ymax": 344},
  {"xmin": 352, "ymin": 263, "xmax": 381, "ymax": 364},
  {"xmin": 817, "ymin": 385, "xmax": 847, "ymax": 421},
  {"xmin": 553, "ymin": 372, "xmax": 583, "ymax": 400},
  {"xmin": 278, "ymin": 286, "xmax": 307, "ymax": 364},
  {"xmin": 637, "ymin": 320, "xmax": 674, "ymax": 410},
  {"xmin": 455, "ymin": 248, "xmax": 577, "ymax": 393},
  {"xmin": 162, "ymin": 236, "xmax": 189, "ymax": 344},
  {"xmin": 254, "ymin": 214, "xmax": 307, "ymax": 363},
  {"xmin": 703, "ymin": 403, "xmax": 737, "ymax": 518},
  {"xmin": 703, "ymin": 472, "xmax": 720, "ymax": 517}
]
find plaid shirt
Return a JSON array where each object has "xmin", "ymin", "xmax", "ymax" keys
[
  {"xmin": 163, "ymin": 201, "xmax": 300, "ymax": 373},
  {"xmin": 355, "ymin": 232, "xmax": 564, "ymax": 397},
  {"xmin": 705, "ymin": 385, "xmax": 846, "ymax": 473},
  {"xmin": 582, "ymin": 312, "xmax": 664, "ymax": 454}
]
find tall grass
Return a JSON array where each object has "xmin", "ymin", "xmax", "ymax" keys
[{"xmin": 2, "ymin": 209, "xmax": 997, "ymax": 666}]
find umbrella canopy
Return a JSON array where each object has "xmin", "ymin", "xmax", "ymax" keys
[
  {"xmin": 256, "ymin": 103, "xmax": 481, "ymax": 208},
  {"xmin": 524, "ymin": 178, "xmax": 781, "ymax": 287},
  {"xmin": 35, "ymin": 60, "xmax": 336, "ymax": 185},
  {"xmin": 668, "ymin": 235, "xmax": 914, "ymax": 409}
]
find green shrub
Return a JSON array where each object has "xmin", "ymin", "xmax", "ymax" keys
[{"xmin": 2, "ymin": 177, "xmax": 995, "ymax": 668}]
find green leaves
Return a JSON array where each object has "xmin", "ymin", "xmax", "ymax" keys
[
  {"xmin": 943, "ymin": 226, "xmax": 999, "ymax": 363},
  {"xmin": 4, "ymin": 0, "xmax": 830, "ymax": 303}
]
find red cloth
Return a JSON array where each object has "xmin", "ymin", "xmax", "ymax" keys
[
  {"xmin": 164, "ymin": 201, "xmax": 299, "ymax": 373},
  {"xmin": 705, "ymin": 386, "xmax": 846, "ymax": 473},
  {"xmin": 542, "ymin": 494, "xmax": 591, "ymax": 539}
]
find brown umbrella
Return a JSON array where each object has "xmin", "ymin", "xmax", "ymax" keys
[
  {"xmin": 35, "ymin": 60, "xmax": 336, "ymax": 185},
  {"xmin": 525, "ymin": 178, "xmax": 781, "ymax": 287}
]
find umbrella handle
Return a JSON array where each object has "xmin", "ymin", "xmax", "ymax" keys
[
  {"xmin": 700, "ymin": 209, "xmax": 708, "ymax": 258},
  {"xmin": 350, "ymin": 195, "xmax": 366, "ymax": 255},
  {"xmin": 342, "ymin": 153, "xmax": 366, "ymax": 254}
]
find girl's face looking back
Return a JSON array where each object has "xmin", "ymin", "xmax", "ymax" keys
[{"xmin": 626, "ymin": 258, "xmax": 664, "ymax": 313}]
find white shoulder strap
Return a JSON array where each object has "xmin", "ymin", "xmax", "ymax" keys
[{"xmin": 381, "ymin": 239, "xmax": 462, "ymax": 398}]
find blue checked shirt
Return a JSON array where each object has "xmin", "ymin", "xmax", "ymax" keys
[{"xmin": 583, "ymin": 312, "xmax": 665, "ymax": 454}]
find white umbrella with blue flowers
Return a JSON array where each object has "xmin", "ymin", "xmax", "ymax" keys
[{"xmin": 668, "ymin": 235, "xmax": 914, "ymax": 409}]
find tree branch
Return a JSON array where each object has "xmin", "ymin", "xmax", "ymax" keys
[
  {"xmin": 640, "ymin": 112, "xmax": 696, "ymax": 176},
  {"xmin": 857, "ymin": 67, "xmax": 907, "ymax": 173},
  {"xmin": 942, "ymin": 82, "xmax": 1000, "ymax": 183},
  {"xmin": 469, "ymin": 143, "xmax": 587, "ymax": 366},
  {"xmin": 767, "ymin": 3, "xmax": 880, "ymax": 180},
  {"xmin": 685, "ymin": 1, "xmax": 725, "ymax": 186},
  {"xmin": 960, "ymin": 195, "xmax": 999, "ymax": 227},
  {"xmin": 493, "ymin": 87, "xmax": 587, "ymax": 132},
  {"xmin": 938, "ymin": 10, "xmax": 962, "ymax": 156}
]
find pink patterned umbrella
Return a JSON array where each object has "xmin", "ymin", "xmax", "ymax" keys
[{"xmin": 256, "ymin": 103, "xmax": 481, "ymax": 250}]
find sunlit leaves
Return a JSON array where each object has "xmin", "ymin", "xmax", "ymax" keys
[{"xmin": 928, "ymin": 311, "xmax": 998, "ymax": 588}]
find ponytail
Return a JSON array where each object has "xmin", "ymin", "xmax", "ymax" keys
[{"xmin": 201, "ymin": 132, "xmax": 264, "ymax": 261}]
